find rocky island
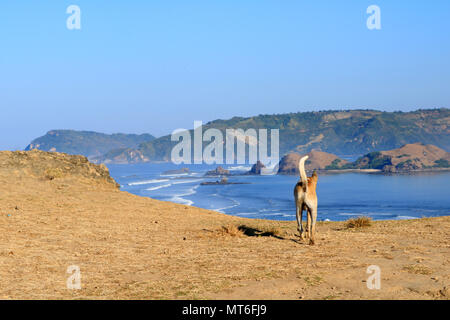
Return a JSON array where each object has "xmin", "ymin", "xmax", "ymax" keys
[
  {"xmin": 162, "ymin": 168, "xmax": 190, "ymax": 175},
  {"xmin": 349, "ymin": 143, "xmax": 450, "ymax": 173},
  {"xmin": 276, "ymin": 143, "xmax": 450, "ymax": 175},
  {"xmin": 204, "ymin": 166, "xmax": 231, "ymax": 176},
  {"xmin": 277, "ymin": 150, "xmax": 349, "ymax": 174},
  {"xmin": 200, "ymin": 177, "xmax": 249, "ymax": 186}
]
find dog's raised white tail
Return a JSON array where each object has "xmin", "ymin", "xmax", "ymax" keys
[{"xmin": 299, "ymin": 155, "xmax": 309, "ymax": 192}]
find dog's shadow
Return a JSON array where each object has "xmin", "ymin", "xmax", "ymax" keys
[
  {"xmin": 238, "ymin": 225, "xmax": 310, "ymax": 245},
  {"xmin": 204, "ymin": 224, "xmax": 311, "ymax": 245},
  {"xmin": 237, "ymin": 225, "xmax": 285, "ymax": 240},
  {"xmin": 238, "ymin": 225, "xmax": 312, "ymax": 245}
]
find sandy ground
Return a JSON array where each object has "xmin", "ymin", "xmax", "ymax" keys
[{"xmin": 0, "ymin": 151, "xmax": 449, "ymax": 300}]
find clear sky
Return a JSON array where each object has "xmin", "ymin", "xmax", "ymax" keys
[{"xmin": 1, "ymin": 1, "xmax": 449, "ymax": 150}]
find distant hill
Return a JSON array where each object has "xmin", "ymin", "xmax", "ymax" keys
[
  {"xmin": 278, "ymin": 150, "xmax": 348, "ymax": 175},
  {"xmin": 99, "ymin": 108, "xmax": 450, "ymax": 163},
  {"xmin": 91, "ymin": 148, "xmax": 150, "ymax": 164},
  {"xmin": 348, "ymin": 143, "xmax": 450, "ymax": 172},
  {"xmin": 25, "ymin": 130, "xmax": 155, "ymax": 159}
]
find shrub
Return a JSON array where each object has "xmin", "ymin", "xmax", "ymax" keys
[
  {"xmin": 345, "ymin": 216, "xmax": 372, "ymax": 229},
  {"xmin": 44, "ymin": 168, "xmax": 64, "ymax": 180},
  {"xmin": 434, "ymin": 159, "xmax": 450, "ymax": 168},
  {"xmin": 325, "ymin": 159, "xmax": 342, "ymax": 170},
  {"xmin": 218, "ymin": 225, "xmax": 244, "ymax": 237}
]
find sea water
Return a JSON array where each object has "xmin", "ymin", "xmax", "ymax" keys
[{"xmin": 107, "ymin": 163, "xmax": 450, "ymax": 221}]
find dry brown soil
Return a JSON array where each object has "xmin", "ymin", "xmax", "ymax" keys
[{"xmin": 0, "ymin": 151, "xmax": 449, "ymax": 300}]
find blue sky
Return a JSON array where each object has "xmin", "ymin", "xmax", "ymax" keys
[{"xmin": 1, "ymin": 1, "xmax": 449, "ymax": 150}]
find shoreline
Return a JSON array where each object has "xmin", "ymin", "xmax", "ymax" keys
[
  {"xmin": 205, "ymin": 209, "xmax": 449, "ymax": 223},
  {"xmin": 277, "ymin": 168, "xmax": 450, "ymax": 175},
  {"xmin": 108, "ymin": 161, "xmax": 450, "ymax": 175}
]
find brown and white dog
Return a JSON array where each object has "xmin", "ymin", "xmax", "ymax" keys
[{"xmin": 294, "ymin": 156, "xmax": 318, "ymax": 245}]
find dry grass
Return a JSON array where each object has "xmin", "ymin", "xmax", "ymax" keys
[
  {"xmin": 218, "ymin": 224, "xmax": 244, "ymax": 237},
  {"xmin": 403, "ymin": 264, "xmax": 433, "ymax": 275},
  {"xmin": 345, "ymin": 216, "xmax": 372, "ymax": 229},
  {"xmin": 1, "ymin": 150, "xmax": 450, "ymax": 300},
  {"xmin": 44, "ymin": 168, "xmax": 64, "ymax": 180},
  {"xmin": 261, "ymin": 226, "xmax": 283, "ymax": 237}
]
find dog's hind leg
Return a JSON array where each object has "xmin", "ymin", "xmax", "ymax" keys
[
  {"xmin": 304, "ymin": 205, "xmax": 309, "ymax": 234},
  {"xmin": 306, "ymin": 207, "xmax": 312, "ymax": 241},
  {"xmin": 295, "ymin": 201, "xmax": 304, "ymax": 238},
  {"xmin": 308, "ymin": 206, "xmax": 318, "ymax": 245}
]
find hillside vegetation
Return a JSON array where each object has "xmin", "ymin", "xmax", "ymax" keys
[
  {"xmin": 100, "ymin": 108, "xmax": 449, "ymax": 163},
  {"xmin": 25, "ymin": 130, "xmax": 155, "ymax": 159}
]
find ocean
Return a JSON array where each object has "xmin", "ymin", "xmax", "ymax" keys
[{"xmin": 107, "ymin": 163, "xmax": 450, "ymax": 221}]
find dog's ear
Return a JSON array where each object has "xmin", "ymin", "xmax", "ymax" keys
[{"xmin": 312, "ymin": 170, "xmax": 318, "ymax": 178}]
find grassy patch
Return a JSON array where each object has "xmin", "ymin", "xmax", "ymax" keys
[
  {"xmin": 345, "ymin": 216, "xmax": 372, "ymax": 229},
  {"xmin": 218, "ymin": 225, "xmax": 244, "ymax": 237},
  {"xmin": 44, "ymin": 168, "xmax": 64, "ymax": 180},
  {"xmin": 304, "ymin": 275, "xmax": 323, "ymax": 286},
  {"xmin": 260, "ymin": 226, "xmax": 283, "ymax": 237},
  {"xmin": 403, "ymin": 264, "xmax": 433, "ymax": 275}
]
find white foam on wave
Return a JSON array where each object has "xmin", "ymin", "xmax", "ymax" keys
[
  {"xmin": 260, "ymin": 164, "xmax": 279, "ymax": 175},
  {"xmin": 169, "ymin": 185, "xmax": 199, "ymax": 206},
  {"xmin": 394, "ymin": 216, "xmax": 419, "ymax": 220},
  {"xmin": 146, "ymin": 183, "xmax": 172, "ymax": 191},
  {"xmin": 216, "ymin": 200, "xmax": 240, "ymax": 213},
  {"xmin": 160, "ymin": 173, "xmax": 189, "ymax": 177},
  {"xmin": 339, "ymin": 212, "xmax": 397, "ymax": 217},
  {"xmin": 259, "ymin": 212, "xmax": 284, "ymax": 216},
  {"xmin": 128, "ymin": 179, "xmax": 170, "ymax": 186},
  {"xmin": 172, "ymin": 179, "xmax": 203, "ymax": 185},
  {"xmin": 227, "ymin": 165, "xmax": 252, "ymax": 171},
  {"xmin": 207, "ymin": 191, "xmax": 240, "ymax": 213},
  {"xmin": 234, "ymin": 212, "xmax": 259, "ymax": 216}
]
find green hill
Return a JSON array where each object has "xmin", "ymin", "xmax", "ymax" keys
[
  {"xmin": 25, "ymin": 130, "xmax": 155, "ymax": 158},
  {"xmin": 99, "ymin": 108, "xmax": 449, "ymax": 163}
]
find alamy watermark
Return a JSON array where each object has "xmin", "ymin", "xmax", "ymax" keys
[
  {"xmin": 66, "ymin": 265, "xmax": 81, "ymax": 290},
  {"xmin": 171, "ymin": 121, "xmax": 279, "ymax": 172},
  {"xmin": 367, "ymin": 5, "xmax": 381, "ymax": 30},
  {"xmin": 66, "ymin": 5, "xmax": 81, "ymax": 30},
  {"xmin": 65, "ymin": 5, "xmax": 379, "ymax": 31},
  {"xmin": 366, "ymin": 265, "xmax": 381, "ymax": 290}
]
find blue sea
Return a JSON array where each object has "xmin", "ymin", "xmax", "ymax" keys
[{"xmin": 107, "ymin": 163, "xmax": 450, "ymax": 221}]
